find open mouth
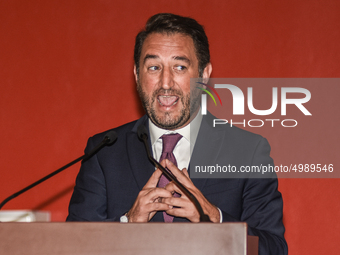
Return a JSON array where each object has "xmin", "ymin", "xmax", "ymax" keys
[{"xmin": 157, "ymin": 95, "xmax": 179, "ymax": 107}]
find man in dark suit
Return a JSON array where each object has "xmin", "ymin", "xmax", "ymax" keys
[{"xmin": 67, "ymin": 13, "xmax": 288, "ymax": 255}]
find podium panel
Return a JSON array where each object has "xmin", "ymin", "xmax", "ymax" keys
[{"xmin": 0, "ymin": 222, "xmax": 258, "ymax": 255}]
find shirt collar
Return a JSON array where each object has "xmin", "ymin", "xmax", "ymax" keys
[{"xmin": 149, "ymin": 111, "xmax": 202, "ymax": 146}]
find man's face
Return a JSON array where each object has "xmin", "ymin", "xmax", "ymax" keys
[{"xmin": 134, "ymin": 32, "xmax": 212, "ymax": 130}]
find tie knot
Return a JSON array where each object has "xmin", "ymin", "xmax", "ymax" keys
[{"xmin": 161, "ymin": 133, "xmax": 182, "ymax": 153}]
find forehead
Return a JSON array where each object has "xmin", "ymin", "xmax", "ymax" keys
[{"xmin": 140, "ymin": 32, "xmax": 197, "ymax": 62}]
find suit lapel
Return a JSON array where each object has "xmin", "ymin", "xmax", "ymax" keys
[
  {"xmin": 190, "ymin": 113, "xmax": 226, "ymax": 191},
  {"xmin": 126, "ymin": 116, "xmax": 155, "ymax": 191}
]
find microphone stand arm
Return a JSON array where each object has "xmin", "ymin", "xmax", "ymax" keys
[{"xmin": 0, "ymin": 136, "xmax": 111, "ymax": 210}]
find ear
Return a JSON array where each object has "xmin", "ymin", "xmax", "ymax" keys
[
  {"xmin": 202, "ymin": 62, "xmax": 212, "ymax": 79},
  {"xmin": 133, "ymin": 65, "xmax": 138, "ymax": 83}
]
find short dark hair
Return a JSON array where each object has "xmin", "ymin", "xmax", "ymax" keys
[{"xmin": 134, "ymin": 13, "xmax": 210, "ymax": 77}]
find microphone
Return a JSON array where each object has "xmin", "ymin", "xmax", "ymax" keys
[
  {"xmin": 82, "ymin": 130, "xmax": 117, "ymax": 161},
  {"xmin": 137, "ymin": 125, "xmax": 211, "ymax": 222},
  {"xmin": 0, "ymin": 130, "xmax": 118, "ymax": 210}
]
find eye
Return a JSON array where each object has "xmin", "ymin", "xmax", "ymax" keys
[
  {"xmin": 174, "ymin": 65, "xmax": 187, "ymax": 71},
  {"xmin": 148, "ymin": 66, "xmax": 160, "ymax": 71}
]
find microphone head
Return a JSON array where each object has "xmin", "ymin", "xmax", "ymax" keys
[
  {"xmin": 104, "ymin": 130, "xmax": 118, "ymax": 145},
  {"xmin": 137, "ymin": 125, "xmax": 148, "ymax": 141}
]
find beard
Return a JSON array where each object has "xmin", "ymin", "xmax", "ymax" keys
[{"xmin": 137, "ymin": 82, "xmax": 201, "ymax": 130}]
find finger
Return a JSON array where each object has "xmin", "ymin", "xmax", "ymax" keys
[
  {"xmin": 144, "ymin": 187, "xmax": 173, "ymax": 202},
  {"xmin": 143, "ymin": 168, "xmax": 163, "ymax": 189},
  {"xmin": 159, "ymin": 159, "xmax": 167, "ymax": 168},
  {"xmin": 160, "ymin": 196, "xmax": 192, "ymax": 209},
  {"xmin": 182, "ymin": 168, "xmax": 190, "ymax": 178},
  {"xmin": 164, "ymin": 160, "xmax": 191, "ymax": 185},
  {"xmin": 145, "ymin": 201, "xmax": 173, "ymax": 212},
  {"xmin": 161, "ymin": 197, "xmax": 199, "ymax": 222},
  {"xmin": 164, "ymin": 182, "xmax": 184, "ymax": 196},
  {"xmin": 159, "ymin": 159, "xmax": 179, "ymax": 183},
  {"xmin": 165, "ymin": 207, "xmax": 200, "ymax": 223}
]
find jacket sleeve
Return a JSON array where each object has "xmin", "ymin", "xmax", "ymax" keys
[
  {"xmin": 221, "ymin": 137, "xmax": 288, "ymax": 255},
  {"xmin": 66, "ymin": 136, "xmax": 112, "ymax": 221}
]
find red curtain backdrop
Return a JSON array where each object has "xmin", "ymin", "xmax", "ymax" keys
[{"xmin": 1, "ymin": 1, "xmax": 339, "ymax": 254}]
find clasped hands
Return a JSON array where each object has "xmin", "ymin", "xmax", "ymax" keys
[{"xmin": 126, "ymin": 159, "xmax": 220, "ymax": 223}]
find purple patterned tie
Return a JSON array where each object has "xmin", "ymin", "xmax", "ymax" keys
[{"xmin": 158, "ymin": 133, "xmax": 182, "ymax": 222}]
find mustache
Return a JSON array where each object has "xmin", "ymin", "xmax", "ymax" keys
[{"xmin": 152, "ymin": 88, "xmax": 183, "ymax": 97}]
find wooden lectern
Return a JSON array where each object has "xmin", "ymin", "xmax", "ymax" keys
[{"xmin": 0, "ymin": 222, "xmax": 258, "ymax": 255}]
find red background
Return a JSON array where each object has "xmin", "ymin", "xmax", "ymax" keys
[{"xmin": 0, "ymin": 1, "xmax": 339, "ymax": 254}]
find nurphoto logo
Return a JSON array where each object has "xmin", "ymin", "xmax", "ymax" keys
[{"xmin": 196, "ymin": 79, "xmax": 312, "ymax": 128}]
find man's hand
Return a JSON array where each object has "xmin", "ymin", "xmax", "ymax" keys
[
  {"xmin": 161, "ymin": 159, "xmax": 221, "ymax": 223},
  {"xmin": 126, "ymin": 168, "xmax": 173, "ymax": 222}
]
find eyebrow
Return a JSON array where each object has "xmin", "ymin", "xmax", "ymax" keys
[
  {"xmin": 174, "ymin": 56, "xmax": 191, "ymax": 65},
  {"xmin": 143, "ymin": 54, "xmax": 191, "ymax": 65},
  {"xmin": 143, "ymin": 54, "xmax": 159, "ymax": 64}
]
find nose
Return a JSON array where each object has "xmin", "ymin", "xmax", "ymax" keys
[{"xmin": 160, "ymin": 67, "xmax": 174, "ymax": 90}]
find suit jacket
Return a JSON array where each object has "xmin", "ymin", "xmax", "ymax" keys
[{"xmin": 67, "ymin": 113, "xmax": 288, "ymax": 255}]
